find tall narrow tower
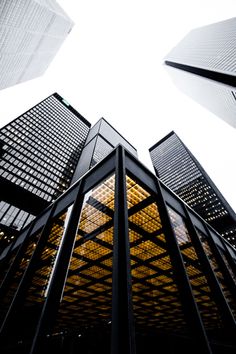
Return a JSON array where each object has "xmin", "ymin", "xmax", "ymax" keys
[{"xmin": 149, "ymin": 131, "xmax": 236, "ymax": 248}]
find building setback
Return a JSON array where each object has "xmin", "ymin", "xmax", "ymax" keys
[
  {"xmin": 0, "ymin": 146, "xmax": 235, "ymax": 354},
  {"xmin": 164, "ymin": 18, "xmax": 236, "ymax": 128},
  {"xmin": 0, "ymin": 93, "xmax": 91, "ymax": 248},
  {"xmin": 0, "ymin": 0, "xmax": 73, "ymax": 90},
  {"xmin": 72, "ymin": 117, "xmax": 137, "ymax": 182},
  {"xmin": 149, "ymin": 131, "xmax": 236, "ymax": 248}
]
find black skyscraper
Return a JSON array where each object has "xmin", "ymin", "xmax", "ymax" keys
[
  {"xmin": 149, "ymin": 131, "xmax": 236, "ymax": 248},
  {"xmin": 0, "ymin": 93, "xmax": 91, "ymax": 248}
]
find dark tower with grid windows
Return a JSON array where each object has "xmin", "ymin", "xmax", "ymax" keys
[
  {"xmin": 149, "ymin": 131, "xmax": 236, "ymax": 248},
  {"xmin": 0, "ymin": 93, "xmax": 91, "ymax": 248}
]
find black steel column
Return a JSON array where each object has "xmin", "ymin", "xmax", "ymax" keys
[
  {"xmin": 203, "ymin": 225, "xmax": 236, "ymax": 300},
  {"xmin": 0, "ymin": 221, "xmax": 36, "ymax": 306},
  {"xmin": 111, "ymin": 146, "xmax": 136, "ymax": 354},
  {"xmin": 0, "ymin": 203, "xmax": 57, "ymax": 337},
  {"xmin": 0, "ymin": 235, "xmax": 17, "ymax": 275},
  {"xmin": 216, "ymin": 231, "xmax": 236, "ymax": 275},
  {"xmin": 183, "ymin": 205, "xmax": 236, "ymax": 333},
  {"xmin": 29, "ymin": 180, "xmax": 84, "ymax": 354},
  {"xmin": 154, "ymin": 178, "xmax": 212, "ymax": 354}
]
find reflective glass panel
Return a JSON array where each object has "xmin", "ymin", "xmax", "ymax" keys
[
  {"xmin": 127, "ymin": 176, "xmax": 188, "ymax": 352},
  {"xmin": 53, "ymin": 175, "xmax": 115, "ymax": 354},
  {"xmin": 196, "ymin": 229, "xmax": 236, "ymax": 320},
  {"xmin": 168, "ymin": 207, "xmax": 223, "ymax": 332},
  {"xmin": 0, "ymin": 229, "xmax": 41, "ymax": 324}
]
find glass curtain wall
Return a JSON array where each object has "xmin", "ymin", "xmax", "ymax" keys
[{"xmin": 0, "ymin": 147, "xmax": 235, "ymax": 354}]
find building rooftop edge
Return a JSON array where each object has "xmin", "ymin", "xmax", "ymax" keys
[
  {"xmin": 149, "ymin": 131, "xmax": 175, "ymax": 151},
  {"xmin": 95, "ymin": 117, "xmax": 137, "ymax": 152}
]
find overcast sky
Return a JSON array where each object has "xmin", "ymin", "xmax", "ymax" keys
[{"xmin": 0, "ymin": 0, "xmax": 236, "ymax": 210}]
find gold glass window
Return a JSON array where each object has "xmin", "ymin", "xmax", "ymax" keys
[
  {"xmin": 0, "ymin": 229, "xmax": 41, "ymax": 322},
  {"xmin": 23, "ymin": 208, "xmax": 72, "ymax": 305},
  {"xmin": 168, "ymin": 207, "xmax": 223, "ymax": 331},
  {"xmin": 197, "ymin": 229, "xmax": 236, "ymax": 320},
  {"xmin": 127, "ymin": 176, "xmax": 187, "ymax": 335},
  {"xmin": 54, "ymin": 175, "xmax": 115, "ymax": 334}
]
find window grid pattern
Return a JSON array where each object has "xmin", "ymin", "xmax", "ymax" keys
[
  {"xmin": 127, "ymin": 176, "xmax": 188, "ymax": 334},
  {"xmin": 0, "ymin": 94, "xmax": 90, "ymax": 202},
  {"xmin": 166, "ymin": 18, "xmax": 236, "ymax": 76},
  {"xmin": 150, "ymin": 132, "xmax": 236, "ymax": 248},
  {"xmin": 196, "ymin": 228, "xmax": 236, "ymax": 320},
  {"xmin": 90, "ymin": 137, "xmax": 114, "ymax": 168},
  {"xmin": 0, "ymin": 0, "xmax": 73, "ymax": 90},
  {"xmin": 0, "ymin": 151, "xmax": 236, "ymax": 353},
  {"xmin": 0, "ymin": 229, "xmax": 41, "ymax": 322},
  {"xmin": 55, "ymin": 175, "xmax": 115, "ymax": 330},
  {"xmin": 168, "ymin": 206, "xmax": 224, "ymax": 331}
]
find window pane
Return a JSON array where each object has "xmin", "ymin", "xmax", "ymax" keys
[
  {"xmin": 53, "ymin": 175, "xmax": 115, "ymax": 354},
  {"xmin": 127, "ymin": 176, "xmax": 188, "ymax": 353},
  {"xmin": 168, "ymin": 207, "xmax": 223, "ymax": 333}
]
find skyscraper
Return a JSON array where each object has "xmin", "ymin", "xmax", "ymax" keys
[
  {"xmin": 149, "ymin": 131, "xmax": 236, "ymax": 248},
  {"xmin": 72, "ymin": 117, "xmax": 138, "ymax": 181},
  {"xmin": 0, "ymin": 0, "xmax": 73, "ymax": 90},
  {"xmin": 164, "ymin": 18, "xmax": 236, "ymax": 128},
  {"xmin": 0, "ymin": 145, "xmax": 235, "ymax": 354},
  {"xmin": 0, "ymin": 93, "xmax": 91, "ymax": 248},
  {"xmin": 0, "ymin": 95, "xmax": 137, "ymax": 250}
]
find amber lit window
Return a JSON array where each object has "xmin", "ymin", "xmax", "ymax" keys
[
  {"xmin": 127, "ymin": 176, "xmax": 187, "ymax": 335},
  {"xmin": 0, "ymin": 229, "xmax": 41, "ymax": 323},
  {"xmin": 54, "ymin": 175, "xmax": 115, "ymax": 333},
  {"xmin": 197, "ymin": 229, "xmax": 236, "ymax": 320},
  {"xmin": 168, "ymin": 206, "xmax": 223, "ymax": 331}
]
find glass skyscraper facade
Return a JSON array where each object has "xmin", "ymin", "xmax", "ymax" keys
[
  {"xmin": 0, "ymin": 93, "xmax": 91, "ymax": 248},
  {"xmin": 149, "ymin": 131, "xmax": 236, "ymax": 248},
  {"xmin": 72, "ymin": 118, "xmax": 137, "ymax": 182},
  {"xmin": 0, "ymin": 0, "xmax": 73, "ymax": 90},
  {"xmin": 0, "ymin": 146, "xmax": 235, "ymax": 354},
  {"xmin": 164, "ymin": 18, "xmax": 236, "ymax": 129}
]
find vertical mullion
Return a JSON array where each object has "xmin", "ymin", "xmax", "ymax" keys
[
  {"xmin": 183, "ymin": 205, "xmax": 236, "ymax": 332},
  {"xmin": 215, "ymin": 230, "xmax": 236, "ymax": 275},
  {"xmin": 154, "ymin": 179, "xmax": 212, "ymax": 353},
  {"xmin": 111, "ymin": 146, "xmax": 136, "ymax": 354},
  {"xmin": 203, "ymin": 225, "xmax": 236, "ymax": 299},
  {"xmin": 0, "ymin": 221, "xmax": 36, "ymax": 305},
  {"xmin": 29, "ymin": 180, "xmax": 84, "ymax": 354},
  {"xmin": 0, "ymin": 202, "xmax": 57, "ymax": 337}
]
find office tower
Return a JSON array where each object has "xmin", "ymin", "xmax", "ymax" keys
[
  {"xmin": 72, "ymin": 117, "xmax": 138, "ymax": 182},
  {"xmin": 165, "ymin": 18, "xmax": 236, "ymax": 128},
  {"xmin": 0, "ymin": 0, "xmax": 73, "ymax": 90},
  {"xmin": 149, "ymin": 131, "xmax": 236, "ymax": 248},
  {"xmin": 0, "ymin": 145, "xmax": 235, "ymax": 354},
  {"xmin": 0, "ymin": 93, "xmax": 91, "ymax": 248}
]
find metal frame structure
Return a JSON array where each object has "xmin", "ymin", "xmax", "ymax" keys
[{"xmin": 0, "ymin": 146, "xmax": 235, "ymax": 354}]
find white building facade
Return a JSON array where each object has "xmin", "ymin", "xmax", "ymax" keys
[
  {"xmin": 165, "ymin": 18, "xmax": 236, "ymax": 128},
  {"xmin": 0, "ymin": 0, "xmax": 73, "ymax": 90}
]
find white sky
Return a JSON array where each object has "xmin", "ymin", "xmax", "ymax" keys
[{"xmin": 0, "ymin": 0, "xmax": 236, "ymax": 210}]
